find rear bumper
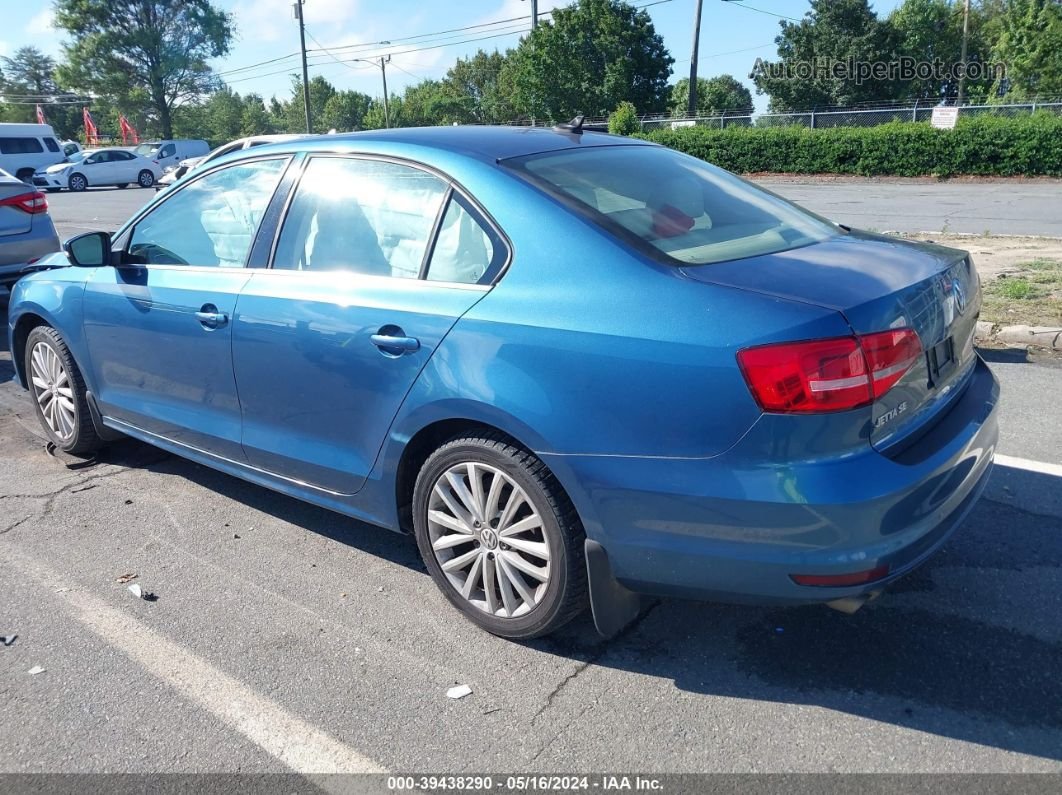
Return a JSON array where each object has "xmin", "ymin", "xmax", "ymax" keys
[{"xmin": 542, "ymin": 356, "xmax": 999, "ymax": 605}]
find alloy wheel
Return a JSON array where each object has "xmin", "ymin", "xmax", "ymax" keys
[
  {"xmin": 427, "ymin": 462, "xmax": 552, "ymax": 619},
  {"xmin": 29, "ymin": 341, "xmax": 76, "ymax": 442}
]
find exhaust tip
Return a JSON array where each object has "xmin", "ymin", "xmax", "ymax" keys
[{"xmin": 825, "ymin": 589, "xmax": 883, "ymax": 615}]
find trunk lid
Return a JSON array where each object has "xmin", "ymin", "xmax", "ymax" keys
[{"xmin": 681, "ymin": 231, "xmax": 980, "ymax": 451}]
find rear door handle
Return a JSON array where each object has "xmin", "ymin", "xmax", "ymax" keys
[
  {"xmin": 370, "ymin": 333, "xmax": 420, "ymax": 354},
  {"xmin": 195, "ymin": 306, "xmax": 228, "ymax": 329}
]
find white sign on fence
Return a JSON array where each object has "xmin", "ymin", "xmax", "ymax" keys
[
  {"xmin": 931, "ymin": 106, "xmax": 959, "ymax": 129},
  {"xmin": 670, "ymin": 119, "xmax": 697, "ymax": 130}
]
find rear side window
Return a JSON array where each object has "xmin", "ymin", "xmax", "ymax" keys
[
  {"xmin": 44, "ymin": 138, "xmax": 60, "ymax": 153},
  {"xmin": 0, "ymin": 137, "xmax": 45, "ymax": 155},
  {"xmin": 273, "ymin": 157, "xmax": 447, "ymax": 278},
  {"xmin": 506, "ymin": 145, "xmax": 839, "ymax": 266},
  {"xmin": 114, "ymin": 151, "xmax": 134, "ymax": 161},
  {"xmin": 426, "ymin": 193, "xmax": 504, "ymax": 284},
  {"xmin": 128, "ymin": 158, "xmax": 287, "ymax": 268}
]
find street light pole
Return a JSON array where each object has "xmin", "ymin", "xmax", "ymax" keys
[
  {"xmin": 294, "ymin": 0, "xmax": 312, "ymax": 133},
  {"xmin": 688, "ymin": 0, "xmax": 703, "ymax": 117},
  {"xmin": 957, "ymin": 0, "xmax": 971, "ymax": 106},
  {"xmin": 380, "ymin": 56, "xmax": 391, "ymax": 128}
]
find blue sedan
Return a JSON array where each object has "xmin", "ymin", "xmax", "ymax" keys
[{"xmin": 7, "ymin": 126, "xmax": 998, "ymax": 638}]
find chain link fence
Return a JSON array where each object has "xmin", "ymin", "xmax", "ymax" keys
[{"xmin": 636, "ymin": 98, "xmax": 1062, "ymax": 131}]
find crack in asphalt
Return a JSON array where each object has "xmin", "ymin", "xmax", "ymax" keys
[{"xmin": 0, "ymin": 516, "xmax": 30, "ymax": 535}]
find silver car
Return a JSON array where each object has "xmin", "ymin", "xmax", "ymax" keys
[{"xmin": 0, "ymin": 168, "xmax": 61, "ymax": 289}]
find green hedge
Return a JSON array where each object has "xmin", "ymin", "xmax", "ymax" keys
[{"xmin": 636, "ymin": 113, "xmax": 1062, "ymax": 177}]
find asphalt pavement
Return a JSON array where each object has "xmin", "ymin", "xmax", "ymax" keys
[
  {"xmin": 39, "ymin": 176, "xmax": 1062, "ymax": 243},
  {"xmin": 2, "ymin": 184, "xmax": 1061, "ymax": 777}
]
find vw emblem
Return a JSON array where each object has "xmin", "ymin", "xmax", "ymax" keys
[
  {"xmin": 952, "ymin": 277, "xmax": 967, "ymax": 315},
  {"xmin": 479, "ymin": 527, "xmax": 499, "ymax": 550}
]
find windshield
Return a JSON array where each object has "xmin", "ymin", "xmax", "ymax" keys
[
  {"xmin": 134, "ymin": 143, "xmax": 160, "ymax": 156},
  {"xmin": 66, "ymin": 151, "xmax": 87, "ymax": 163},
  {"xmin": 506, "ymin": 145, "xmax": 840, "ymax": 266}
]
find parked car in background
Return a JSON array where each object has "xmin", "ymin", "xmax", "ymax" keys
[
  {"xmin": 0, "ymin": 168, "xmax": 60, "ymax": 289},
  {"xmin": 61, "ymin": 140, "xmax": 82, "ymax": 158},
  {"xmin": 7, "ymin": 127, "xmax": 998, "ymax": 640},
  {"xmin": 133, "ymin": 139, "xmax": 210, "ymax": 172},
  {"xmin": 0, "ymin": 123, "xmax": 68, "ymax": 184},
  {"xmin": 155, "ymin": 134, "xmax": 311, "ymax": 191},
  {"xmin": 33, "ymin": 148, "xmax": 163, "ymax": 192}
]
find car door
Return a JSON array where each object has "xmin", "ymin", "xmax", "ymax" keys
[
  {"xmin": 89, "ymin": 151, "xmax": 120, "ymax": 185},
  {"xmin": 111, "ymin": 150, "xmax": 138, "ymax": 183},
  {"xmin": 156, "ymin": 143, "xmax": 177, "ymax": 170},
  {"xmin": 81, "ymin": 156, "xmax": 291, "ymax": 459},
  {"xmin": 232, "ymin": 155, "xmax": 506, "ymax": 494}
]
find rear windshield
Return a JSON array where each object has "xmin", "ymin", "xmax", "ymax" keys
[{"xmin": 505, "ymin": 145, "xmax": 839, "ymax": 266}]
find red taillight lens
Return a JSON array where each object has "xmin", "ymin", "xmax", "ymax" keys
[
  {"xmin": 737, "ymin": 329, "xmax": 922, "ymax": 414},
  {"xmin": 791, "ymin": 565, "xmax": 890, "ymax": 587},
  {"xmin": 860, "ymin": 328, "xmax": 922, "ymax": 398},
  {"xmin": 0, "ymin": 191, "xmax": 48, "ymax": 214}
]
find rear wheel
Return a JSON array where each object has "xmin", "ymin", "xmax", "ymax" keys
[
  {"xmin": 15, "ymin": 168, "xmax": 34, "ymax": 184},
  {"xmin": 24, "ymin": 326, "xmax": 103, "ymax": 456},
  {"xmin": 412, "ymin": 433, "xmax": 587, "ymax": 639},
  {"xmin": 45, "ymin": 188, "xmax": 59, "ymax": 194},
  {"xmin": 68, "ymin": 173, "xmax": 87, "ymax": 192},
  {"xmin": 137, "ymin": 170, "xmax": 155, "ymax": 188}
]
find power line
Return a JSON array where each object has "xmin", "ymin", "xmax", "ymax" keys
[{"xmin": 723, "ymin": 2, "xmax": 800, "ymax": 23}]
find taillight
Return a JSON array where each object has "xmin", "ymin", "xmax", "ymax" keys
[
  {"xmin": 0, "ymin": 191, "xmax": 48, "ymax": 214},
  {"xmin": 737, "ymin": 329, "xmax": 922, "ymax": 413},
  {"xmin": 791, "ymin": 565, "xmax": 890, "ymax": 587}
]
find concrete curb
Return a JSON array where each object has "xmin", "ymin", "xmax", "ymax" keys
[{"xmin": 976, "ymin": 321, "xmax": 1062, "ymax": 351}]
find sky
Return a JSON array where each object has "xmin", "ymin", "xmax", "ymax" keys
[{"xmin": 1, "ymin": 0, "xmax": 907, "ymax": 115}]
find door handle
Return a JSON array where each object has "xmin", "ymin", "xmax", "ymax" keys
[
  {"xmin": 195, "ymin": 307, "xmax": 228, "ymax": 329},
  {"xmin": 370, "ymin": 333, "xmax": 420, "ymax": 354}
]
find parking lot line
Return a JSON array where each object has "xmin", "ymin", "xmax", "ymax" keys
[
  {"xmin": 995, "ymin": 454, "xmax": 1062, "ymax": 478},
  {"xmin": 3, "ymin": 545, "xmax": 387, "ymax": 776}
]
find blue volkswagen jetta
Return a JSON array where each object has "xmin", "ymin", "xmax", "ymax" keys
[{"xmin": 7, "ymin": 126, "xmax": 998, "ymax": 638}]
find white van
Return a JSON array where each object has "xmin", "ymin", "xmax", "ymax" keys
[
  {"xmin": 133, "ymin": 139, "xmax": 210, "ymax": 171},
  {"xmin": 0, "ymin": 123, "xmax": 68, "ymax": 183}
]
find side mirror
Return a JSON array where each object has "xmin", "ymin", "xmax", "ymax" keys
[{"xmin": 64, "ymin": 231, "xmax": 112, "ymax": 267}]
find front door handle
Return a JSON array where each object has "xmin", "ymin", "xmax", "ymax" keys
[
  {"xmin": 195, "ymin": 305, "xmax": 228, "ymax": 329},
  {"xmin": 370, "ymin": 332, "xmax": 420, "ymax": 355}
]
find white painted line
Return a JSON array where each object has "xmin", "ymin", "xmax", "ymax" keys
[
  {"xmin": 5, "ymin": 547, "xmax": 386, "ymax": 776},
  {"xmin": 995, "ymin": 454, "xmax": 1062, "ymax": 478}
]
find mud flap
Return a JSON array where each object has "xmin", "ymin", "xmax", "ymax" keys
[
  {"xmin": 585, "ymin": 539, "xmax": 643, "ymax": 638},
  {"xmin": 85, "ymin": 390, "xmax": 126, "ymax": 442}
]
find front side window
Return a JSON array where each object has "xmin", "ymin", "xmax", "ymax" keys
[
  {"xmin": 128, "ymin": 158, "xmax": 287, "ymax": 267},
  {"xmin": 273, "ymin": 157, "xmax": 447, "ymax": 278},
  {"xmin": 506, "ymin": 145, "xmax": 839, "ymax": 266},
  {"xmin": 158, "ymin": 144, "xmax": 176, "ymax": 159}
]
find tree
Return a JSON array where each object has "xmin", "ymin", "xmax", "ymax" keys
[
  {"xmin": 501, "ymin": 0, "xmax": 673, "ymax": 121},
  {"xmin": 322, "ymin": 90, "xmax": 373, "ymax": 132},
  {"xmin": 990, "ymin": 0, "xmax": 1062, "ymax": 99},
  {"xmin": 442, "ymin": 50, "xmax": 513, "ymax": 124},
  {"xmin": 0, "ymin": 46, "xmax": 83, "ymax": 138},
  {"xmin": 752, "ymin": 0, "xmax": 901, "ymax": 111},
  {"xmin": 890, "ymin": 0, "xmax": 996, "ymax": 102},
  {"xmin": 668, "ymin": 75, "xmax": 754, "ymax": 116},
  {"xmin": 54, "ymin": 0, "xmax": 233, "ymax": 138}
]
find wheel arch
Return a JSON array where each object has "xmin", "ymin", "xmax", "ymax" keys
[{"xmin": 11, "ymin": 311, "xmax": 52, "ymax": 388}]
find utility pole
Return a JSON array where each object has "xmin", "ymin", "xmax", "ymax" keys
[
  {"xmin": 957, "ymin": 0, "xmax": 971, "ymax": 106},
  {"xmin": 380, "ymin": 55, "xmax": 391, "ymax": 128},
  {"xmin": 687, "ymin": 0, "xmax": 703, "ymax": 116},
  {"xmin": 294, "ymin": 0, "xmax": 312, "ymax": 133},
  {"xmin": 530, "ymin": 0, "xmax": 539, "ymax": 29}
]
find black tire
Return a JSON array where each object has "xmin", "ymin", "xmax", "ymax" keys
[
  {"xmin": 16, "ymin": 168, "xmax": 34, "ymax": 184},
  {"xmin": 137, "ymin": 170, "xmax": 155, "ymax": 188},
  {"xmin": 45, "ymin": 188, "xmax": 59, "ymax": 194},
  {"xmin": 412, "ymin": 432, "xmax": 587, "ymax": 639},
  {"xmin": 68, "ymin": 173, "xmax": 87, "ymax": 192},
  {"xmin": 24, "ymin": 326, "xmax": 103, "ymax": 456},
  {"xmin": 117, "ymin": 183, "xmax": 129, "ymax": 189}
]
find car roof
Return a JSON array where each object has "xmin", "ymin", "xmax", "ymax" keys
[{"xmin": 241, "ymin": 125, "xmax": 652, "ymax": 164}]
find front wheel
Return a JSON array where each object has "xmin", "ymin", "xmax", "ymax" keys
[
  {"xmin": 24, "ymin": 326, "xmax": 103, "ymax": 456},
  {"xmin": 412, "ymin": 433, "xmax": 587, "ymax": 639},
  {"xmin": 68, "ymin": 173, "xmax": 87, "ymax": 192},
  {"xmin": 137, "ymin": 170, "xmax": 155, "ymax": 188}
]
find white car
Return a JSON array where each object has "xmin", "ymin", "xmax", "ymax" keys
[
  {"xmin": 155, "ymin": 134, "xmax": 311, "ymax": 191},
  {"xmin": 32, "ymin": 148, "xmax": 163, "ymax": 192}
]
